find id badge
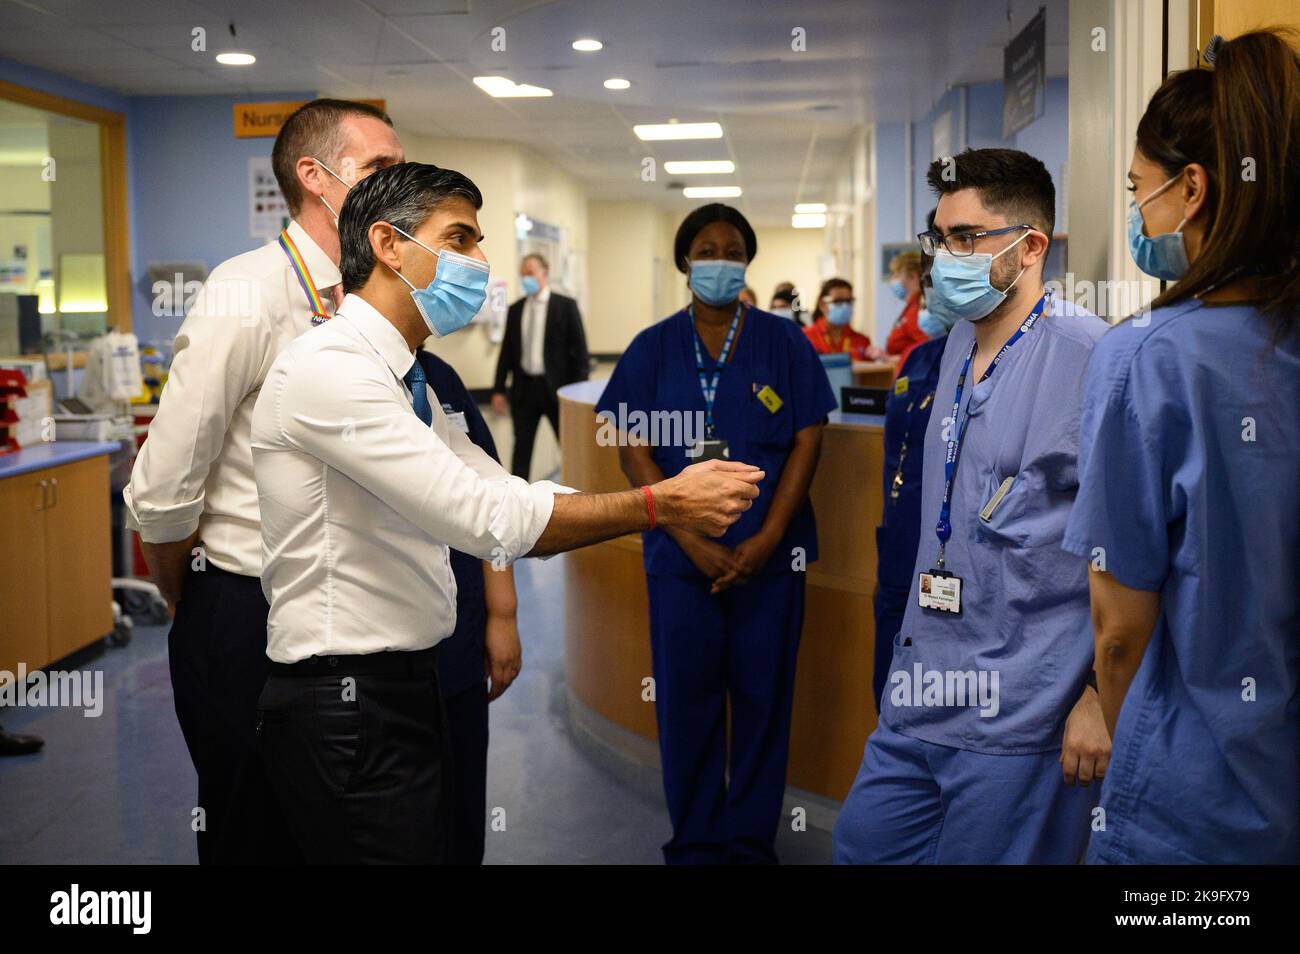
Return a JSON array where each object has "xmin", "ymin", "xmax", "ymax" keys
[
  {"xmin": 918, "ymin": 569, "xmax": 962, "ymax": 614},
  {"xmin": 444, "ymin": 409, "xmax": 469, "ymax": 433},
  {"xmin": 686, "ymin": 439, "xmax": 730, "ymax": 462}
]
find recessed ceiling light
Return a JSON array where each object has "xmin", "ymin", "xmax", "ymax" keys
[
  {"xmin": 634, "ymin": 122, "xmax": 723, "ymax": 141},
  {"xmin": 216, "ymin": 52, "xmax": 256, "ymax": 66},
  {"xmin": 664, "ymin": 160, "xmax": 735, "ymax": 175},
  {"xmin": 791, "ymin": 213, "xmax": 826, "ymax": 228},
  {"xmin": 794, "ymin": 203, "xmax": 827, "ymax": 214},
  {"xmin": 473, "ymin": 76, "xmax": 553, "ymax": 98},
  {"xmin": 684, "ymin": 186, "xmax": 742, "ymax": 199},
  {"xmin": 603, "ymin": 78, "xmax": 631, "ymax": 90},
  {"xmin": 572, "ymin": 38, "xmax": 603, "ymax": 52}
]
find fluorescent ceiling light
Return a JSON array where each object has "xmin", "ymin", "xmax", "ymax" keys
[
  {"xmin": 572, "ymin": 38, "xmax": 603, "ymax": 52},
  {"xmin": 791, "ymin": 213, "xmax": 826, "ymax": 228},
  {"xmin": 473, "ymin": 76, "xmax": 553, "ymax": 98},
  {"xmin": 216, "ymin": 52, "xmax": 255, "ymax": 66},
  {"xmin": 634, "ymin": 122, "xmax": 723, "ymax": 141},
  {"xmin": 684, "ymin": 186, "xmax": 742, "ymax": 199},
  {"xmin": 664, "ymin": 160, "xmax": 735, "ymax": 175},
  {"xmin": 794, "ymin": 202, "xmax": 827, "ymax": 214},
  {"xmin": 603, "ymin": 78, "xmax": 631, "ymax": 90}
]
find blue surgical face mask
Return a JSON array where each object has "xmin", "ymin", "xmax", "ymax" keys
[
  {"xmin": 387, "ymin": 224, "xmax": 490, "ymax": 337},
  {"xmin": 688, "ymin": 259, "xmax": 747, "ymax": 307},
  {"xmin": 889, "ymin": 278, "xmax": 908, "ymax": 301},
  {"xmin": 1127, "ymin": 172, "xmax": 1189, "ymax": 281},
  {"xmin": 826, "ymin": 302, "xmax": 853, "ymax": 326},
  {"xmin": 927, "ymin": 231, "xmax": 1030, "ymax": 323},
  {"xmin": 917, "ymin": 306, "xmax": 954, "ymax": 338},
  {"xmin": 521, "ymin": 275, "xmax": 541, "ymax": 297}
]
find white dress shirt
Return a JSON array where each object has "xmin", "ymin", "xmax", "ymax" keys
[
  {"xmin": 251, "ymin": 294, "xmax": 566, "ymax": 663},
  {"xmin": 124, "ymin": 220, "xmax": 340, "ymax": 577},
  {"xmin": 521, "ymin": 286, "xmax": 550, "ymax": 376}
]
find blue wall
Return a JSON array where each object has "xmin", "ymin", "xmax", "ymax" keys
[
  {"xmin": 128, "ymin": 92, "xmax": 313, "ymax": 345},
  {"xmin": 873, "ymin": 76, "xmax": 1069, "ymax": 344}
]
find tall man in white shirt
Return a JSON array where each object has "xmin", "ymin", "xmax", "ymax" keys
[
  {"xmin": 250, "ymin": 162, "xmax": 765, "ymax": 864},
  {"xmin": 124, "ymin": 99, "xmax": 403, "ymax": 863},
  {"xmin": 491, "ymin": 253, "xmax": 590, "ymax": 478}
]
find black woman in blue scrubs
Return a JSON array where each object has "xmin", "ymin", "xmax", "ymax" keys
[{"xmin": 596, "ymin": 204, "xmax": 837, "ymax": 864}]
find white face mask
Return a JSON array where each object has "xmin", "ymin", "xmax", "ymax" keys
[{"xmin": 313, "ymin": 157, "xmax": 353, "ymax": 227}]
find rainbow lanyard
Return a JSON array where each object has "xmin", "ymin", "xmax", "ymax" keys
[{"xmin": 277, "ymin": 229, "xmax": 331, "ymax": 326}]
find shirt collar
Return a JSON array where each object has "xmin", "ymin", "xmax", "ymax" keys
[
  {"xmin": 286, "ymin": 218, "xmax": 342, "ymax": 290},
  {"xmin": 335, "ymin": 293, "xmax": 418, "ymax": 382}
]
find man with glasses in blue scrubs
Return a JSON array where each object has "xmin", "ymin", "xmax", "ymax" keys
[{"xmin": 834, "ymin": 149, "xmax": 1110, "ymax": 864}]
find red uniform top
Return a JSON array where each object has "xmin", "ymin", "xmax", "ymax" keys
[
  {"xmin": 804, "ymin": 317, "xmax": 873, "ymax": 361},
  {"xmin": 886, "ymin": 293, "xmax": 929, "ymax": 377}
]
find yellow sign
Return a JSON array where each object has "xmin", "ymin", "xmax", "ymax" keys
[
  {"xmin": 756, "ymin": 385, "xmax": 783, "ymax": 414},
  {"xmin": 233, "ymin": 99, "xmax": 387, "ymax": 139}
]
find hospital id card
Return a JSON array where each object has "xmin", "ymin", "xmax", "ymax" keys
[
  {"xmin": 686, "ymin": 439, "xmax": 730, "ymax": 462},
  {"xmin": 918, "ymin": 569, "xmax": 962, "ymax": 614}
]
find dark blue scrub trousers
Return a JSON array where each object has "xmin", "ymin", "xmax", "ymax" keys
[{"xmin": 646, "ymin": 571, "xmax": 805, "ymax": 864}]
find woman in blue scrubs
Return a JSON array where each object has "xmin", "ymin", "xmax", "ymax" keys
[
  {"xmin": 1064, "ymin": 29, "xmax": 1300, "ymax": 864},
  {"xmin": 596, "ymin": 203, "xmax": 837, "ymax": 864}
]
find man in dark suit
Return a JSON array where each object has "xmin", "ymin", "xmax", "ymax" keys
[{"xmin": 491, "ymin": 253, "xmax": 590, "ymax": 478}]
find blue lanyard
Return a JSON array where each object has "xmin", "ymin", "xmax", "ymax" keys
[
  {"xmin": 934, "ymin": 293, "xmax": 1048, "ymax": 567},
  {"xmin": 690, "ymin": 304, "xmax": 742, "ymax": 439}
]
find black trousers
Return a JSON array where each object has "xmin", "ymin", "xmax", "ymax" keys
[
  {"xmin": 167, "ymin": 563, "xmax": 270, "ymax": 865},
  {"xmin": 509, "ymin": 372, "xmax": 559, "ymax": 479},
  {"xmin": 255, "ymin": 647, "xmax": 453, "ymax": 864},
  {"xmin": 444, "ymin": 682, "xmax": 489, "ymax": 865}
]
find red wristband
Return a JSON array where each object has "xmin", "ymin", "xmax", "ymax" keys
[{"xmin": 641, "ymin": 485, "xmax": 656, "ymax": 530}]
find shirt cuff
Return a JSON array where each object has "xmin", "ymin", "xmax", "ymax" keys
[
  {"xmin": 123, "ymin": 486, "xmax": 203, "ymax": 544},
  {"xmin": 489, "ymin": 479, "xmax": 576, "ymax": 563}
]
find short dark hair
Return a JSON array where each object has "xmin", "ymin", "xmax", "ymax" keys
[
  {"xmin": 272, "ymin": 98, "xmax": 393, "ymax": 215},
  {"xmin": 522, "ymin": 252, "xmax": 549, "ymax": 272},
  {"xmin": 926, "ymin": 148, "xmax": 1055, "ymax": 241},
  {"xmin": 673, "ymin": 203, "xmax": 757, "ymax": 272},
  {"xmin": 338, "ymin": 162, "xmax": 483, "ymax": 293}
]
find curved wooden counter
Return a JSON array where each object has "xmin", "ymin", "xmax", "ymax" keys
[{"xmin": 559, "ymin": 380, "xmax": 884, "ymax": 801}]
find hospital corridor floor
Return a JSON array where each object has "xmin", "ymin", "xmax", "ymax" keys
[{"xmin": 0, "ymin": 553, "xmax": 833, "ymax": 864}]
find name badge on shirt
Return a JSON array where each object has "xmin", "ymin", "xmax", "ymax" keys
[
  {"xmin": 918, "ymin": 569, "xmax": 962, "ymax": 614},
  {"xmin": 894, "ymin": 375, "xmax": 909, "ymax": 396},
  {"xmin": 686, "ymin": 439, "xmax": 730, "ymax": 462},
  {"xmin": 755, "ymin": 385, "xmax": 783, "ymax": 414}
]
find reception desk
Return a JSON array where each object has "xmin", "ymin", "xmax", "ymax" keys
[{"xmin": 559, "ymin": 380, "xmax": 885, "ymax": 802}]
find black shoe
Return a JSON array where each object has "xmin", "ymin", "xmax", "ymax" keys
[{"xmin": 0, "ymin": 727, "xmax": 44, "ymax": 755}]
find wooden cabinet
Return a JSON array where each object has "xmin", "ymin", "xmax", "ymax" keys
[{"xmin": 0, "ymin": 452, "xmax": 112, "ymax": 674}]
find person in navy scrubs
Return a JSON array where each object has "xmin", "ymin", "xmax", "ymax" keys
[
  {"xmin": 416, "ymin": 347, "xmax": 522, "ymax": 865},
  {"xmin": 1064, "ymin": 30, "xmax": 1299, "ymax": 864},
  {"xmin": 873, "ymin": 313, "xmax": 950, "ymax": 708},
  {"xmin": 596, "ymin": 203, "xmax": 837, "ymax": 864}
]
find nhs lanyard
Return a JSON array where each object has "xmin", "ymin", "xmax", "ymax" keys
[
  {"xmin": 690, "ymin": 303, "xmax": 742, "ymax": 439},
  {"xmin": 934, "ymin": 293, "xmax": 1048, "ymax": 568}
]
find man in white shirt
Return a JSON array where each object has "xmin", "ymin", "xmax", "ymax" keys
[
  {"xmin": 250, "ymin": 162, "xmax": 764, "ymax": 863},
  {"xmin": 123, "ymin": 99, "xmax": 403, "ymax": 863},
  {"xmin": 491, "ymin": 253, "xmax": 589, "ymax": 477}
]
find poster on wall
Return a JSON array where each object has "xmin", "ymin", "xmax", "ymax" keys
[
  {"xmin": 249, "ymin": 155, "xmax": 290, "ymax": 241},
  {"xmin": 1002, "ymin": 6, "xmax": 1046, "ymax": 139}
]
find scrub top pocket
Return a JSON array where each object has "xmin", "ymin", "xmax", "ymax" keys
[
  {"xmin": 745, "ymin": 391, "xmax": 792, "ymax": 450},
  {"xmin": 971, "ymin": 470, "xmax": 1030, "ymax": 548}
]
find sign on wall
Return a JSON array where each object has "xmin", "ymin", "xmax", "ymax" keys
[
  {"xmin": 1002, "ymin": 7, "xmax": 1046, "ymax": 139},
  {"xmin": 233, "ymin": 99, "xmax": 387, "ymax": 139},
  {"xmin": 249, "ymin": 156, "xmax": 289, "ymax": 240}
]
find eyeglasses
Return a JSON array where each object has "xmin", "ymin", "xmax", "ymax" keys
[{"xmin": 916, "ymin": 224, "xmax": 1031, "ymax": 257}]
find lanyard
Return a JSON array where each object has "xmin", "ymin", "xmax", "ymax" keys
[
  {"xmin": 690, "ymin": 303, "xmax": 742, "ymax": 439},
  {"xmin": 277, "ymin": 229, "xmax": 331, "ymax": 326},
  {"xmin": 934, "ymin": 292, "xmax": 1048, "ymax": 568}
]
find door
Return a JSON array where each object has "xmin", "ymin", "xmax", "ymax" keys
[
  {"xmin": 0, "ymin": 471, "xmax": 49, "ymax": 674},
  {"xmin": 43, "ymin": 456, "xmax": 112, "ymax": 663}
]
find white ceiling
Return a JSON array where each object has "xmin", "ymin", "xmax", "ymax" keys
[{"xmin": 0, "ymin": 0, "xmax": 1068, "ymax": 225}]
